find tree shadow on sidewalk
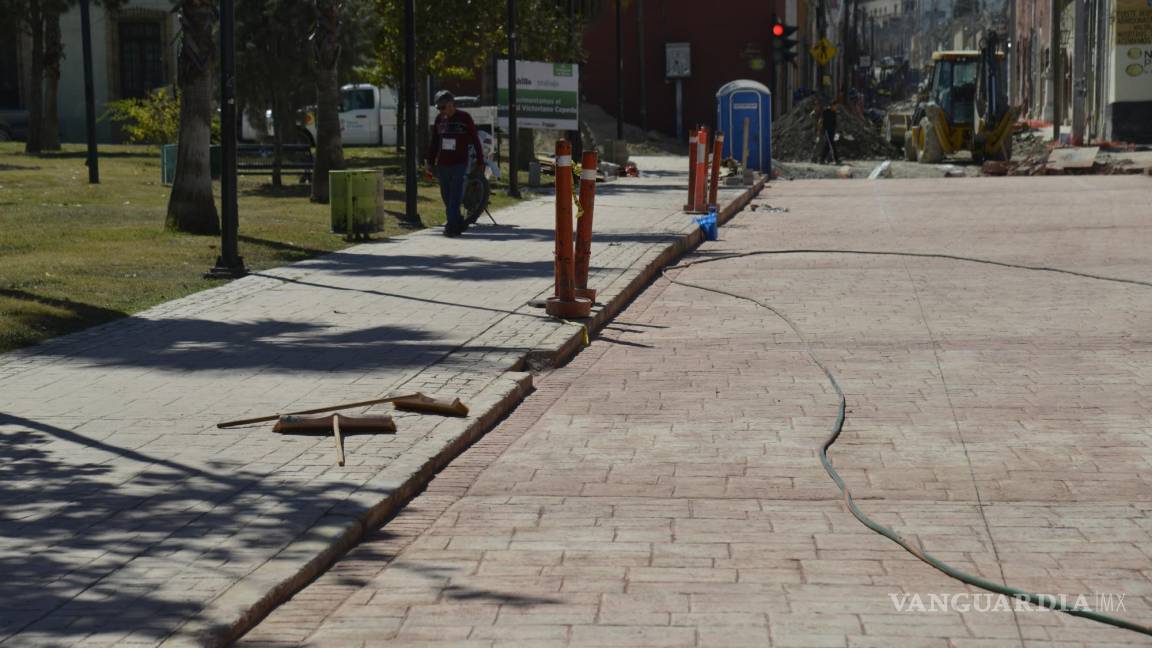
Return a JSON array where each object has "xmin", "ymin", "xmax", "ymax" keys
[
  {"xmin": 253, "ymin": 272, "xmax": 552, "ymax": 321},
  {"xmin": 15, "ymin": 318, "xmax": 527, "ymax": 373},
  {"xmin": 450, "ymin": 226, "xmax": 683, "ymax": 247},
  {"xmin": 297, "ymin": 252, "xmax": 554, "ymax": 282},
  {"xmin": 0, "ymin": 413, "xmax": 378, "ymax": 644}
]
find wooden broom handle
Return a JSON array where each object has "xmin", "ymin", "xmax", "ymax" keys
[
  {"xmin": 332, "ymin": 415, "xmax": 345, "ymax": 466},
  {"xmin": 216, "ymin": 393, "xmax": 420, "ymax": 428}
]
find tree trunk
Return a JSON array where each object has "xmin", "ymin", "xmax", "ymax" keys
[
  {"xmin": 25, "ymin": 0, "xmax": 44, "ymax": 154},
  {"xmin": 42, "ymin": 6, "xmax": 62, "ymax": 151},
  {"xmin": 166, "ymin": 0, "xmax": 220, "ymax": 234},
  {"xmin": 310, "ymin": 0, "xmax": 344, "ymax": 204}
]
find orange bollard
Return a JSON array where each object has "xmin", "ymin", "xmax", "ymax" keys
[
  {"xmin": 574, "ymin": 150, "xmax": 599, "ymax": 301},
  {"xmin": 546, "ymin": 140, "xmax": 592, "ymax": 319},
  {"xmin": 692, "ymin": 127, "xmax": 709, "ymax": 212},
  {"xmin": 707, "ymin": 131, "xmax": 724, "ymax": 209},
  {"xmin": 685, "ymin": 130, "xmax": 698, "ymax": 211}
]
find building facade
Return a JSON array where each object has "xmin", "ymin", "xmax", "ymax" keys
[
  {"xmin": 1013, "ymin": 0, "xmax": 1152, "ymax": 143},
  {"xmin": 580, "ymin": 0, "xmax": 809, "ymax": 139},
  {"xmin": 2, "ymin": 0, "xmax": 178, "ymax": 143}
]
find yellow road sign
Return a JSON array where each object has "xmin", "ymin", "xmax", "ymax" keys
[{"xmin": 811, "ymin": 38, "xmax": 838, "ymax": 66}]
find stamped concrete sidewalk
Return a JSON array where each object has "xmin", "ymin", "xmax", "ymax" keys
[
  {"xmin": 241, "ymin": 175, "xmax": 1152, "ymax": 647},
  {"xmin": 0, "ymin": 157, "xmax": 759, "ymax": 647}
]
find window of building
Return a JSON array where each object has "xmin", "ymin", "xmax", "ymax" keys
[{"xmin": 118, "ymin": 21, "xmax": 165, "ymax": 98}]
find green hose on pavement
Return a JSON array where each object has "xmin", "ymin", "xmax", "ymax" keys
[{"xmin": 662, "ymin": 248, "xmax": 1152, "ymax": 638}]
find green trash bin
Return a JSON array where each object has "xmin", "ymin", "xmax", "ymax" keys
[
  {"xmin": 161, "ymin": 144, "xmax": 177, "ymax": 185},
  {"xmin": 329, "ymin": 169, "xmax": 384, "ymax": 238},
  {"xmin": 161, "ymin": 144, "xmax": 222, "ymax": 185}
]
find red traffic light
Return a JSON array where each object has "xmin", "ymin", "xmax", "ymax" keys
[{"xmin": 772, "ymin": 23, "xmax": 785, "ymax": 37}]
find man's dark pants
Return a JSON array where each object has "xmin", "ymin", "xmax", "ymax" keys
[
  {"xmin": 436, "ymin": 163, "xmax": 468, "ymax": 232},
  {"xmin": 820, "ymin": 130, "xmax": 840, "ymax": 164}
]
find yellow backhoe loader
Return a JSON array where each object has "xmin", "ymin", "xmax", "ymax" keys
[{"xmin": 904, "ymin": 31, "xmax": 1017, "ymax": 164}]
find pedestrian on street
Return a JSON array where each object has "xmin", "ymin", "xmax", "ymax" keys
[
  {"xmin": 817, "ymin": 99, "xmax": 841, "ymax": 165},
  {"xmin": 426, "ymin": 90, "xmax": 485, "ymax": 237},
  {"xmin": 809, "ymin": 97, "xmax": 825, "ymax": 163}
]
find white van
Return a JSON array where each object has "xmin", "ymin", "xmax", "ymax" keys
[
  {"xmin": 288, "ymin": 84, "xmax": 497, "ymax": 148},
  {"xmin": 338, "ymin": 84, "xmax": 399, "ymax": 146}
]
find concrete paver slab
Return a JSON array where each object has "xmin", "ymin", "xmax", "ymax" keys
[{"xmin": 242, "ymin": 176, "xmax": 1152, "ymax": 647}]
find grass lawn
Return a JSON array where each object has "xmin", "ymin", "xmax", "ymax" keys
[{"xmin": 0, "ymin": 143, "xmax": 531, "ymax": 353}]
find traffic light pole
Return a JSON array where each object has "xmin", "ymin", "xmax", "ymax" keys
[{"xmin": 770, "ymin": 16, "xmax": 799, "ymax": 114}]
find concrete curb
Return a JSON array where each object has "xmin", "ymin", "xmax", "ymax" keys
[
  {"xmin": 195, "ymin": 374, "xmax": 532, "ymax": 647},
  {"xmin": 211, "ymin": 177, "xmax": 767, "ymax": 647}
]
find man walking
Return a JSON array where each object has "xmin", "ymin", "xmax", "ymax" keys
[
  {"xmin": 426, "ymin": 90, "xmax": 485, "ymax": 237},
  {"xmin": 817, "ymin": 99, "xmax": 841, "ymax": 165}
]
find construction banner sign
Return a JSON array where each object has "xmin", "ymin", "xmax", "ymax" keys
[{"xmin": 497, "ymin": 60, "xmax": 580, "ymax": 131}]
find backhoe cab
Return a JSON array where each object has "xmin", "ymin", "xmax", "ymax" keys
[{"xmin": 904, "ymin": 31, "xmax": 1017, "ymax": 164}]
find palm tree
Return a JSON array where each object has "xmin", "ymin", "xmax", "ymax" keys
[
  {"xmin": 41, "ymin": 2, "xmax": 62, "ymax": 151},
  {"xmin": 310, "ymin": 0, "xmax": 344, "ymax": 203},
  {"xmin": 166, "ymin": 0, "xmax": 220, "ymax": 234},
  {"xmin": 24, "ymin": 0, "xmax": 44, "ymax": 153}
]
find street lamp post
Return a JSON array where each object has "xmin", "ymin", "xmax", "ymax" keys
[
  {"xmin": 79, "ymin": 0, "xmax": 99, "ymax": 184},
  {"xmin": 403, "ymin": 0, "xmax": 419, "ymax": 222},
  {"xmin": 507, "ymin": 0, "xmax": 520, "ymax": 198},
  {"xmin": 208, "ymin": 0, "xmax": 246, "ymax": 278}
]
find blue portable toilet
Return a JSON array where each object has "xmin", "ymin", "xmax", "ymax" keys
[{"xmin": 716, "ymin": 80, "xmax": 772, "ymax": 175}]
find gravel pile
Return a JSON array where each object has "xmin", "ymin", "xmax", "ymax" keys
[{"xmin": 771, "ymin": 96, "xmax": 899, "ymax": 161}]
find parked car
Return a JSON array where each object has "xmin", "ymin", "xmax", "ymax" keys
[{"xmin": 0, "ymin": 108, "xmax": 29, "ymax": 141}]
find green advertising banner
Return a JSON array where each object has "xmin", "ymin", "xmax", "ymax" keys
[{"xmin": 497, "ymin": 60, "xmax": 580, "ymax": 130}]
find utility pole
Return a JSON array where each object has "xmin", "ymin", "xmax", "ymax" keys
[
  {"xmin": 817, "ymin": 0, "xmax": 827, "ymax": 98},
  {"xmin": 1008, "ymin": 0, "xmax": 1016, "ymax": 106},
  {"xmin": 637, "ymin": 0, "xmax": 647, "ymax": 131},
  {"xmin": 840, "ymin": 0, "xmax": 852, "ymax": 100},
  {"xmin": 1071, "ymin": 0, "xmax": 1086, "ymax": 144},
  {"xmin": 403, "ymin": 0, "xmax": 418, "ymax": 221},
  {"xmin": 507, "ymin": 0, "xmax": 521, "ymax": 198},
  {"xmin": 1050, "ymin": 0, "xmax": 1061, "ymax": 143},
  {"xmin": 79, "ymin": 0, "xmax": 98, "ymax": 184},
  {"xmin": 615, "ymin": 0, "xmax": 623, "ymax": 139}
]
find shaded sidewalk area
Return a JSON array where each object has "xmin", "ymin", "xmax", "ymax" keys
[{"xmin": 0, "ymin": 156, "xmax": 762, "ymax": 647}]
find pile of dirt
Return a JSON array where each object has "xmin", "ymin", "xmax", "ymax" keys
[
  {"xmin": 579, "ymin": 103, "xmax": 682, "ymax": 155},
  {"xmin": 771, "ymin": 96, "xmax": 899, "ymax": 161}
]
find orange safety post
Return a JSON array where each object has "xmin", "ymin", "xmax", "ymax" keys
[
  {"xmin": 574, "ymin": 150, "xmax": 599, "ymax": 301},
  {"xmin": 685, "ymin": 130, "xmax": 698, "ymax": 211},
  {"xmin": 692, "ymin": 127, "xmax": 709, "ymax": 212},
  {"xmin": 707, "ymin": 130, "xmax": 724, "ymax": 209},
  {"xmin": 545, "ymin": 140, "xmax": 592, "ymax": 319}
]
